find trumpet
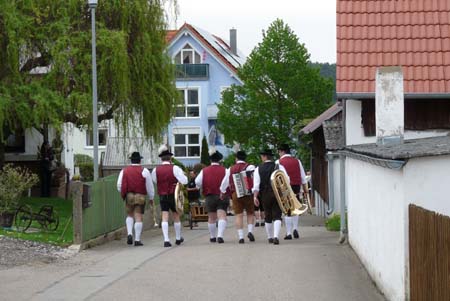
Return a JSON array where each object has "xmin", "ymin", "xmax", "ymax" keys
[{"xmin": 270, "ymin": 169, "xmax": 308, "ymax": 216}]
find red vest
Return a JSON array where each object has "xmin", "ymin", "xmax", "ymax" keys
[
  {"xmin": 280, "ymin": 156, "xmax": 302, "ymax": 186},
  {"xmin": 121, "ymin": 165, "xmax": 147, "ymax": 199},
  {"xmin": 156, "ymin": 164, "xmax": 177, "ymax": 195},
  {"xmin": 229, "ymin": 162, "xmax": 249, "ymax": 193},
  {"xmin": 202, "ymin": 164, "xmax": 226, "ymax": 196}
]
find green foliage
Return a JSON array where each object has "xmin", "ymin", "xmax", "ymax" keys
[
  {"xmin": 171, "ymin": 157, "xmax": 186, "ymax": 172},
  {"xmin": 310, "ymin": 62, "xmax": 336, "ymax": 102},
  {"xmin": 74, "ymin": 154, "xmax": 93, "ymax": 165},
  {"xmin": 200, "ymin": 136, "xmax": 210, "ymax": 165},
  {"xmin": 0, "ymin": 164, "xmax": 39, "ymax": 212},
  {"xmin": 0, "ymin": 197, "xmax": 73, "ymax": 246},
  {"xmin": 325, "ymin": 214, "xmax": 341, "ymax": 232},
  {"xmin": 78, "ymin": 163, "xmax": 93, "ymax": 182},
  {"xmin": 217, "ymin": 19, "xmax": 333, "ymax": 153},
  {"xmin": 0, "ymin": 0, "xmax": 178, "ymax": 143}
]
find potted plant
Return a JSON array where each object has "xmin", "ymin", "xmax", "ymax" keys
[{"xmin": 0, "ymin": 164, "xmax": 38, "ymax": 227}]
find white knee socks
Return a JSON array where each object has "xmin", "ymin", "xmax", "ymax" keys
[
  {"xmin": 238, "ymin": 229, "xmax": 244, "ymax": 239},
  {"xmin": 174, "ymin": 222, "xmax": 181, "ymax": 240},
  {"xmin": 218, "ymin": 219, "xmax": 227, "ymax": 238},
  {"xmin": 162, "ymin": 221, "xmax": 169, "ymax": 242},
  {"xmin": 248, "ymin": 223, "xmax": 254, "ymax": 234},
  {"xmin": 126, "ymin": 217, "xmax": 134, "ymax": 236},
  {"xmin": 274, "ymin": 220, "xmax": 281, "ymax": 239},
  {"xmin": 208, "ymin": 223, "xmax": 216, "ymax": 238},
  {"xmin": 134, "ymin": 222, "xmax": 143, "ymax": 241},
  {"xmin": 265, "ymin": 222, "xmax": 273, "ymax": 239},
  {"xmin": 292, "ymin": 215, "xmax": 299, "ymax": 230},
  {"xmin": 284, "ymin": 216, "xmax": 293, "ymax": 235}
]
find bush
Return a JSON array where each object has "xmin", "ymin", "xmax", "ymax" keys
[
  {"xmin": 0, "ymin": 164, "xmax": 39, "ymax": 212},
  {"xmin": 78, "ymin": 163, "xmax": 94, "ymax": 182},
  {"xmin": 74, "ymin": 154, "xmax": 93, "ymax": 165},
  {"xmin": 325, "ymin": 214, "xmax": 341, "ymax": 231}
]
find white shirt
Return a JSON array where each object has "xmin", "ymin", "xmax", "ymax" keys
[
  {"xmin": 117, "ymin": 164, "xmax": 155, "ymax": 200},
  {"xmin": 276, "ymin": 154, "xmax": 307, "ymax": 185},
  {"xmin": 195, "ymin": 162, "xmax": 221, "ymax": 189},
  {"xmin": 252, "ymin": 161, "xmax": 289, "ymax": 193},
  {"xmin": 151, "ymin": 161, "xmax": 188, "ymax": 185},
  {"xmin": 220, "ymin": 161, "xmax": 255, "ymax": 193}
]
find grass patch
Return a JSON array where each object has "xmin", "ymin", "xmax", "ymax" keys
[
  {"xmin": 325, "ymin": 214, "xmax": 341, "ymax": 231},
  {"xmin": 0, "ymin": 197, "xmax": 73, "ymax": 246}
]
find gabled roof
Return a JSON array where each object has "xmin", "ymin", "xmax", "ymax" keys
[
  {"xmin": 166, "ymin": 23, "xmax": 246, "ymax": 73},
  {"xmin": 337, "ymin": 0, "xmax": 450, "ymax": 97}
]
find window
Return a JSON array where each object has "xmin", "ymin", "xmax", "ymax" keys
[
  {"xmin": 176, "ymin": 88, "xmax": 200, "ymax": 118},
  {"xmin": 174, "ymin": 44, "xmax": 201, "ymax": 64},
  {"xmin": 173, "ymin": 131, "xmax": 200, "ymax": 158},
  {"xmin": 5, "ymin": 129, "xmax": 25, "ymax": 153},
  {"xmin": 86, "ymin": 129, "xmax": 108, "ymax": 146}
]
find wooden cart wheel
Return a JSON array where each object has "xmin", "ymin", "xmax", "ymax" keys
[
  {"xmin": 43, "ymin": 210, "xmax": 60, "ymax": 231},
  {"xmin": 15, "ymin": 205, "xmax": 33, "ymax": 232},
  {"xmin": 189, "ymin": 211, "xmax": 193, "ymax": 230}
]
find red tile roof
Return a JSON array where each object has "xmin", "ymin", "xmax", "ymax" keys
[
  {"xmin": 165, "ymin": 30, "xmax": 178, "ymax": 43},
  {"xmin": 337, "ymin": 0, "xmax": 450, "ymax": 95}
]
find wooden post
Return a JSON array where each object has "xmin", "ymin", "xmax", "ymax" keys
[{"xmin": 70, "ymin": 181, "xmax": 83, "ymax": 244}]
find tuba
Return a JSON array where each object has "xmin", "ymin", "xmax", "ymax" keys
[
  {"xmin": 174, "ymin": 182, "xmax": 185, "ymax": 214},
  {"xmin": 270, "ymin": 169, "xmax": 308, "ymax": 216}
]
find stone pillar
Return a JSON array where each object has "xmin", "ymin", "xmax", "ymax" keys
[
  {"xmin": 375, "ymin": 66, "xmax": 404, "ymax": 146},
  {"xmin": 70, "ymin": 181, "xmax": 83, "ymax": 244}
]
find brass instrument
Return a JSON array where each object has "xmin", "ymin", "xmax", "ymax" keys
[
  {"xmin": 270, "ymin": 169, "xmax": 308, "ymax": 216},
  {"xmin": 174, "ymin": 182, "xmax": 185, "ymax": 214}
]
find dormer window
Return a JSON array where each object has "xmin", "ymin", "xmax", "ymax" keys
[{"xmin": 175, "ymin": 44, "xmax": 201, "ymax": 64}]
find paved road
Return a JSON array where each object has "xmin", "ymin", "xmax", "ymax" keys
[{"xmin": 0, "ymin": 216, "xmax": 384, "ymax": 301}]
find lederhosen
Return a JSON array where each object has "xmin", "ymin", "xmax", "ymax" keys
[
  {"xmin": 258, "ymin": 161, "xmax": 282, "ymax": 223},
  {"xmin": 156, "ymin": 164, "xmax": 178, "ymax": 212},
  {"xmin": 229, "ymin": 162, "xmax": 255, "ymax": 215}
]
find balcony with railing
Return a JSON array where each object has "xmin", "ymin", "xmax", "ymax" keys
[{"xmin": 175, "ymin": 64, "xmax": 209, "ymax": 80}]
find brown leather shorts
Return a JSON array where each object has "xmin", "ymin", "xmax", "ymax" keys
[
  {"xmin": 126, "ymin": 192, "xmax": 146, "ymax": 214},
  {"xmin": 232, "ymin": 192, "xmax": 255, "ymax": 215}
]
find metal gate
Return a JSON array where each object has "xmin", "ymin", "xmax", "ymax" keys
[{"xmin": 409, "ymin": 204, "xmax": 450, "ymax": 301}]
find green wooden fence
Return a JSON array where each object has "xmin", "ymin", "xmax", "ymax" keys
[{"xmin": 82, "ymin": 175, "xmax": 126, "ymax": 242}]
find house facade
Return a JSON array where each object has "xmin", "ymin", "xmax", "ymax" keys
[
  {"xmin": 335, "ymin": 1, "xmax": 450, "ymax": 300},
  {"xmin": 165, "ymin": 24, "xmax": 244, "ymax": 167}
]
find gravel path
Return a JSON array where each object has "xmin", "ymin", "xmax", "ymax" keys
[{"xmin": 0, "ymin": 236, "xmax": 76, "ymax": 270}]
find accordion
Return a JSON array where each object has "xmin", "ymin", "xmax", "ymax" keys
[{"xmin": 232, "ymin": 170, "xmax": 254, "ymax": 198}]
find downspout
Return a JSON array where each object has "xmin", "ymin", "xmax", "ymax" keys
[
  {"xmin": 339, "ymin": 153, "xmax": 347, "ymax": 244},
  {"xmin": 326, "ymin": 151, "xmax": 339, "ymax": 215}
]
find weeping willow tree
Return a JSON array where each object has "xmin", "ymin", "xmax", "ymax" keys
[{"xmin": 0, "ymin": 0, "xmax": 179, "ymax": 164}]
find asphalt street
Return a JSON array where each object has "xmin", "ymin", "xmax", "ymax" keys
[{"xmin": 0, "ymin": 215, "xmax": 385, "ymax": 301}]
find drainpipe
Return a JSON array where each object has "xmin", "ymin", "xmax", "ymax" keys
[
  {"xmin": 339, "ymin": 153, "xmax": 347, "ymax": 244},
  {"xmin": 326, "ymin": 151, "xmax": 338, "ymax": 215}
]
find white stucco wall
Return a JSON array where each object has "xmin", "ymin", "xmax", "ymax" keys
[
  {"xmin": 346, "ymin": 158, "xmax": 406, "ymax": 301},
  {"xmin": 404, "ymin": 155, "xmax": 450, "ymax": 216}
]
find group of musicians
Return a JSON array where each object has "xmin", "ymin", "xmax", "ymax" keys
[{"xmin": 117, "ymin": 143, "xmax": 308, "ymax": 247}]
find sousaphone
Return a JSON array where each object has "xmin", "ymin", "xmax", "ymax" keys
[
  {"xmin": 270, "ymin": 169, "xmax": 308, "ymax": 216},
  {"xmin": 174, "ymin": 182, "xmax": 185, "ymax": 214}
]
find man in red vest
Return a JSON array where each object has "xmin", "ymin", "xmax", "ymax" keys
[
  {"xmin": 277, "ymin": 144, "xmax": 308, "ymax": 239},
  {"xmin": 220, "ymin": 151, "xmax": 256, "ymax": 244},
  {"xmin": 151, "ymin": 145, "xmax": 188, "ymax": 247},
  {"xmin": 195, "ymin": 150, "xmax": 227, "ymax": 243},
  {"xmin": 117, "ymin": 152, "xmax": 154, "ymax": 246}
]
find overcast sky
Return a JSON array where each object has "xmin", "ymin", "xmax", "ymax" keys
[{"xmin": 167, "ymin": 0, "xmax": 336, "ymax": 63}]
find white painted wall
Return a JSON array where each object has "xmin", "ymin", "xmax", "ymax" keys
[
  {"xmin": 346, "ymin": 158, "xmax": 406, "ymax": 301},
  {"xmin": 404, "ymin": 155, "xmax": 450, "ymax": 216}
]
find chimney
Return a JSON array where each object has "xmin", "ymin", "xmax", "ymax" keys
[
  {"xmin": 230, "ymin": 28, "xmax": 237, "ymax": 55},
  {"xmin": 375, "ymin": 66, "xmax": 404, "ymax": 146}
]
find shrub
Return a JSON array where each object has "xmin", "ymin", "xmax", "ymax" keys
[
  {"xmin": 78, "ymin": 163, "xmax": 94, "ymax": 182},
  {"xmin": 200, "ymin": 136, "xmax": 210, "ymax": 165},
  {"xmin": 325, "ymin": 214, "xmax": 341, "ymax": 231},
  {"xmin": 74, "ymin": 154, "xmax": 93, "ymax": 165},
  {"xmin": 0, "ymin": 164, "xmax": 39, "ymax": 212}
]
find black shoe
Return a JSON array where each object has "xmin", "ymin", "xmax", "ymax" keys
[
  {"xmin": 247, "ymin": 232, "xmax": 255, "ymax": 242},
  {"xmin": 255, "ymin": 222, "xmax": 260, "ymax": 227},
  {"xmin": 210, "ymin": 237, "xmax": 217, "ymax": 243},
  {"xmin": 127, "ymin": 235, "xmax": 133, "ymax": 245},
  {"xmin": 268, "ymin": 238, "xmax": 274, "ymax": 244},
  {"xmin": 293, "ymin": 229, "xmax": 299, "ymax": 239},
  {"xmin": 284, "ymin": 234, "xmax": 292, "ymax": 240},
  {"xmin": 273, "ymin": 238, "xmax": 280, "ymax": 245},
  {"xmin": 175, "ymin": 237, "xmax": 184, "ymax": 245},
  {"xmin": 217, "ymin": 237, "xmax": 224, "ymax": 244},
  {"xmin": 261, "ymin": 222, "xmax": 265, "ymax": 227},
  {"xmin": 164, "ymin": 241, "xmax": 172, "ymax": 247},
  {"xmin": 134, "ymin": 241, "xmax": 143, "ymax": 246},
  {"xmin": 239, "ymin": 238, "xmax": 245, "ymax": 244}
]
